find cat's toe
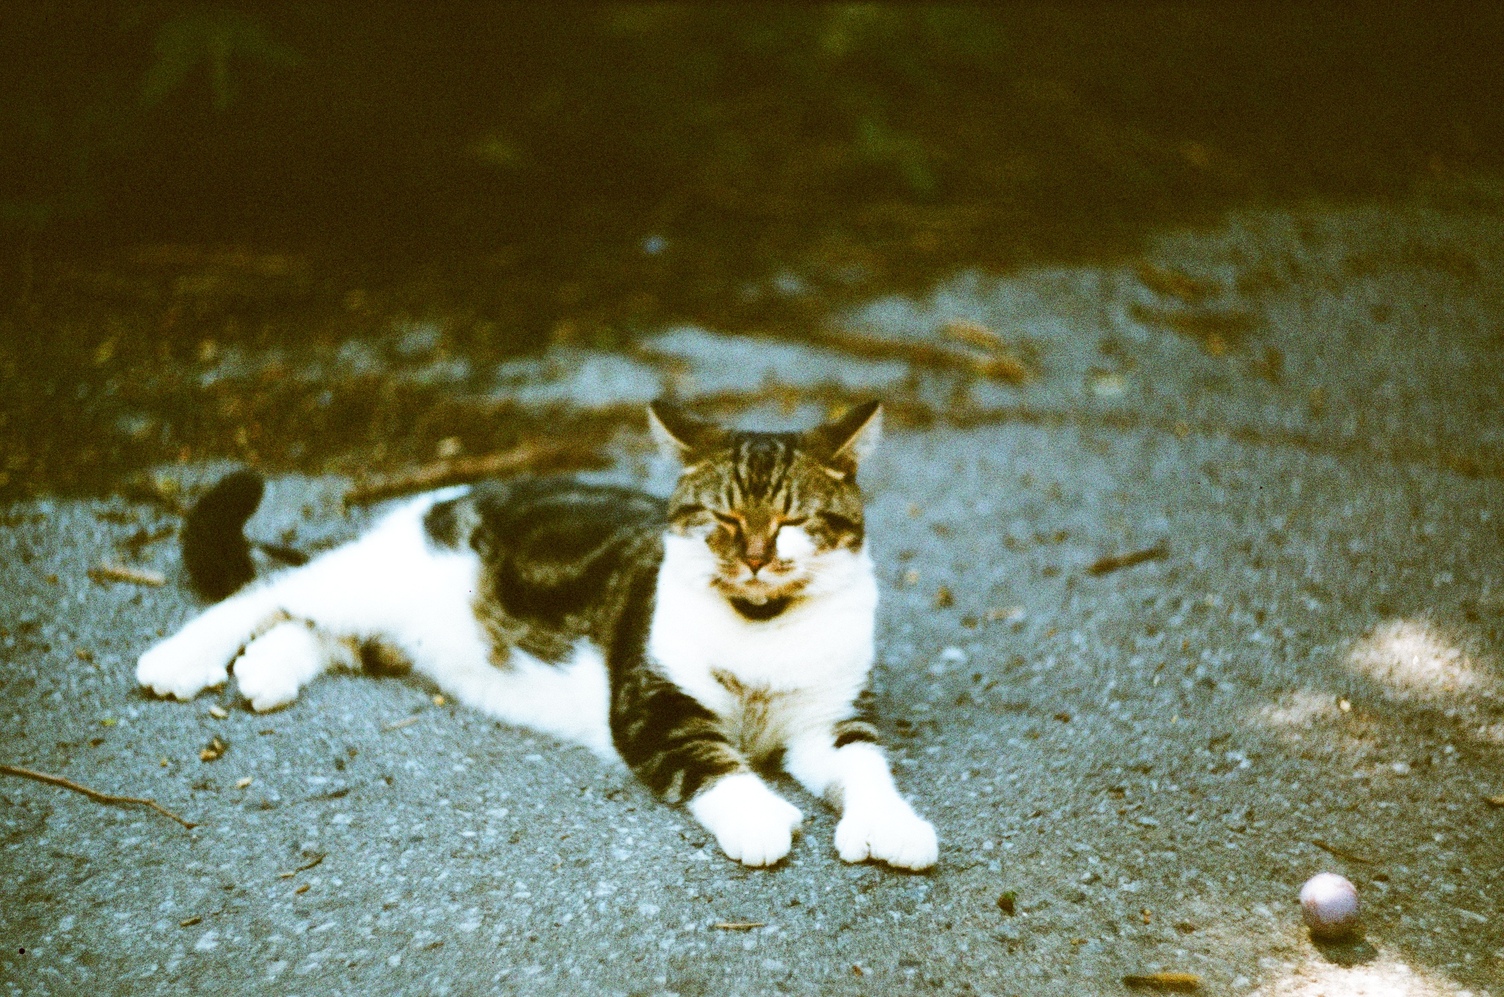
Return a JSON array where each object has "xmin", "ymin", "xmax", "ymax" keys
[
  {"xmin": 835, "ymin": 805, "xmax": 938, "ymax": 871},
  {"xmin": 137, "ymin": 638, "xmax": 229, "ymax": 701},
  {"xmin": 689, "ymin": 772, "xmax": 803, "ymax": 868}
]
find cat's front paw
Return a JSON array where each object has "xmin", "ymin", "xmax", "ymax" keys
[
  {"xmin": 835, "ymin": 800, "xmax": 938, "ymax": 871},
  {"xmin": 689, "ymin": 772, "xmax": 803, "ymax": 868},
  {"xmin": 232, "ymin": 624, "xmax": 319, "ymax": 712},
  {"xmin": 137, "ymin": 635, "xmax": 229, "ymax": 701}
]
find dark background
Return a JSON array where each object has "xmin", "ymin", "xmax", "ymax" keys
[{"xmin": 2, "ymin": 3, "xmax": 1502, "ymax": 495}]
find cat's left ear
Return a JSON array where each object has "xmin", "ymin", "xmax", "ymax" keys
[
  {"xmin": 809, "ymin": 400, "xmax": 882, "ymax": 479},
  {"xmin": 647, "ymin": 400, "xmax": 727, "ymax": 462}
]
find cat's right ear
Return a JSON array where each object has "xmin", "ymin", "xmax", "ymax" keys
[{"xmin": 647, "ymin": 401, "xmax": 726, "ymax": 462}]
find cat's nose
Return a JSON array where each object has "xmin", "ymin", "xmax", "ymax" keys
[{"xmin": 743, "ymin": 536, "xmax": 772, "ymax": 574}]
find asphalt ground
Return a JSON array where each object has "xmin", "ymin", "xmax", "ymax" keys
[{"xmin": 2, "ymin": 190, "xmax": 1502, "ymax": 996}]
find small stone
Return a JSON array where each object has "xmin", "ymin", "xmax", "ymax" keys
[
  {"xmin": 1299, "ymin": 872, "xmax": 1361, "ymax": 940},
  {"xmin": 208, "ymin": 706, "xmax": 228, "ymax": 719},
  {"xmin": 236, "ymin": 777, "xmax": 253, "ymax": 789}
]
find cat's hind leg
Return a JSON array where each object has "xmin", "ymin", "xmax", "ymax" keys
[
  {"xmin": 232, "ymin": 619, "xmax": 357, "ymax": 712},
  {"xmin": 139, "ymin": 491, "xmax": 456, "ymax": 707}
]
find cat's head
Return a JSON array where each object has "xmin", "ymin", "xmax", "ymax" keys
[{"xmin": 648, "ymin": 400, "xmax": 881, "ymax": 615}]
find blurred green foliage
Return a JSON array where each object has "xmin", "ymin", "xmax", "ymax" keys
[
  {"xmin": 1, "ymin": 4, "xmax": 300, "ymax": 234},
  {"xmin": 138, "ymin": 7, "xmax": 300, "ymax": 112},
  {"xmin": 0, "ymin": 3, "xmax": 1497, "ymax": 260}
]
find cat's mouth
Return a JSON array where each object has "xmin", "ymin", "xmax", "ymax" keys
[
  {"xmin": 727, "ymin": 595, "xmax": 794, "ymax": 621},
  {"xmin": 712, "ymin": 573, "xmax": 806, "ymax": 619}
]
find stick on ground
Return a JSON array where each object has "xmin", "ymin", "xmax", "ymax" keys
[
  {"xmin": 0, "ymin": 764, "xmax": 196, "ymax": 830},
  {"xmin": 1122, "ymin": 972, "xmax": 1201, "ymax": 992},
  {"xmin": 344, "ymin": 441, "xmax": 612, "ymax": 506},
  {"xmin": 87, "ymin": 563, "xmax": 168, "ymax": 587},
  {"xmin": 1086, "ymin": 541, "xmax": 1170, "ymax": 576},
  {"xmin": 808, "ymin": 327, "xmax": 1029, "ymax": 384},
  {"xmin": 1312, "ymin": 838, "xmax": 1376, "ymax": 864}
]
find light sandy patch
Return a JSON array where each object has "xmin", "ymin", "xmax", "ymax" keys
[
  {"xmin": 1258, "ymin": 688, "xmax": 1342, "ymax": 729},
  {"xmin": 1250, "ymin": 951, "xmax": 1484, "ymax": 997},
  {"xmin": 1348, "ymin": 618, "xmax": 1487, "ymax": 701}
]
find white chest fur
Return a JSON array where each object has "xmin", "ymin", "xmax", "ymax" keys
[{"xmin": 647, "ymin": 534, "xmax": 878, "ymax": 752}]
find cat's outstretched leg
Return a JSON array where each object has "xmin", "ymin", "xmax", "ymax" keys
[
  {"xmin": 233, "ymin": 619, "xmax": 356, "ymax": 712},
  {"xmin": 137, "ymin": 587, "xmax": 285, "ymax": 701},
  {"xmin": 141, "ymin": 492, "xmax": 475, "ymax": 710},
  {"xmin": 784, "ymin": 725, "xmax": 938, "ymax": 871},
  {"xmin": 688, "ymin": 771, "xmax": 804, "ymax": 868},
  {"xmin": 611, "ymin": 671, "xmax": 802, "ymax": 867}
]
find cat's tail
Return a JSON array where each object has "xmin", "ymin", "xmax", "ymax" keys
[{"xmin": 181, "ymin": 470, "xmax": 308, "ymax": 601}]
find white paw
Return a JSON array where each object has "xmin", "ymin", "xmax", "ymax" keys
[
  {"xmin": 233, "ymin": 623, "xmax": 322, "ymax": 712},
  {"xmin": 137, "ymin": 634, "xmax": 230, "ymax": 701},
  {"xmin": 835, "ymin": 799, "xmax": 938, "ymax": 870},
  {"xmin": 689, "ymin": 772, "xmax": 803, "ymax": 868}
]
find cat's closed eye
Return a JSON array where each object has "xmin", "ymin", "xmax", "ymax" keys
[{"xmin": 815, "ymin": 511, "xmax": 857, "ymax": 532}]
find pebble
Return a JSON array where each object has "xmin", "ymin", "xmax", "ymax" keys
[{"xmin": 1299, "ymin": 872, "xmax": 1360, "ymax": 939}]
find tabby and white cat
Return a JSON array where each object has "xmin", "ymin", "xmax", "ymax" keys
[{"xmin": 137, "ymin": 401, "xmax": 938, "ymax": 870}]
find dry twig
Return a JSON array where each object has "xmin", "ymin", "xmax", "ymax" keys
[
  {"xmin": 1136, "ymin": 262, "xmax": 1220, "ymax": 305},
  {"xmin": 1128, "ymin": 302, "xmax": 1255, "ymax": 353},
  {"xmin": 88, "ymin": 562, "xmax": 167, "ymax": 587},
  {"xmin": 344, "ymin": 441, "xmax": 611, "ymax": 506},
  {"xmin": 808, "ymin": 328, "xmax": 1029, "ymax": 384},
  {"xmin": 0, "ymin": 763, "xmax": 196, "ymax": 829},
  {"xmin": 278, "ymin": 853, "xmax": 325, "ymax": 879},
  {"xmin": 1122, "ymin": 972, "xmax": 1201, "ymax": 992},
  {"xmin": 1312, "ymin": 839, "xmax": 1376, "ymax": 864},
  {"xmin": 710, "ymin": 922, "xmax": 765, "ymax": 931},
  {"xmin": 381, "ymin": 716, "xmax": 421, "ymax": 732},
  {"xmin": 1086, "ymin": 541, "xmax": 1170, "ymax": 576}
]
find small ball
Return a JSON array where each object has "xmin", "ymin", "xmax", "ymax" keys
[{"xmin": 1299, "ymin": 872, "xmax": 1361, "ymax": 939}]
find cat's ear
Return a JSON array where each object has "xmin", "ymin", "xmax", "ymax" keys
[
  {"xmin": 809, "ymin": 400, "xmax": 882, "ymax": 479},
  {"xmin": 647, "ymin": 401, "xmax": 726, "ymax": 462}
]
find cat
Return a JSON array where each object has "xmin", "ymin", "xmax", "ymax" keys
[{"xmin": 136, "ymin": 400, "xmax": 938, "ymax": 870}]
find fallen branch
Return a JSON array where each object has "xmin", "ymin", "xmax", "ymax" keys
[
  {"xmin": 1123, "ymin": 972, "xmax": 1201, "ymax": 992},
  {"xmin": 1086, "ymin": 541, "xmax": 1170, "ymax": 576},
  {"xmin": 88, "ymin": 562, "xmax": 167, "ymax": 587},
  {"xmin": 381, "ymin": 716, "xmax": 421, "ymax": 732},
  {"xmin": 118, "ymin": 525, "xmax": 176, "ymax": 557},
  {"xmin": 278, "ymin": 852, "xmax": 325, "ymax": 878},
  {"xmin": 344, "ymin": 441, "xmax": 612, "ymax": 506},
  {"xmin": 1128, "ymin": 302, "xmax": 1255, "ymax": 354},
  {"xmin": 809, "ymin": 327, "xmax": 1029, "ymax": 384},
  {"xmin": 1312, "ymin": 838, "xmax": 1375, "ymax": 864},
  {"xmin": 0, "ymin": 763, "xmax": 195, "ymax": 829},
  {"xmin": 1135, "ymin": 262, "xmax": 1220, "ymax": 305},
  {"xmin": 711, "ymin": 922, "xmax": 765, "ymax": 931}
]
